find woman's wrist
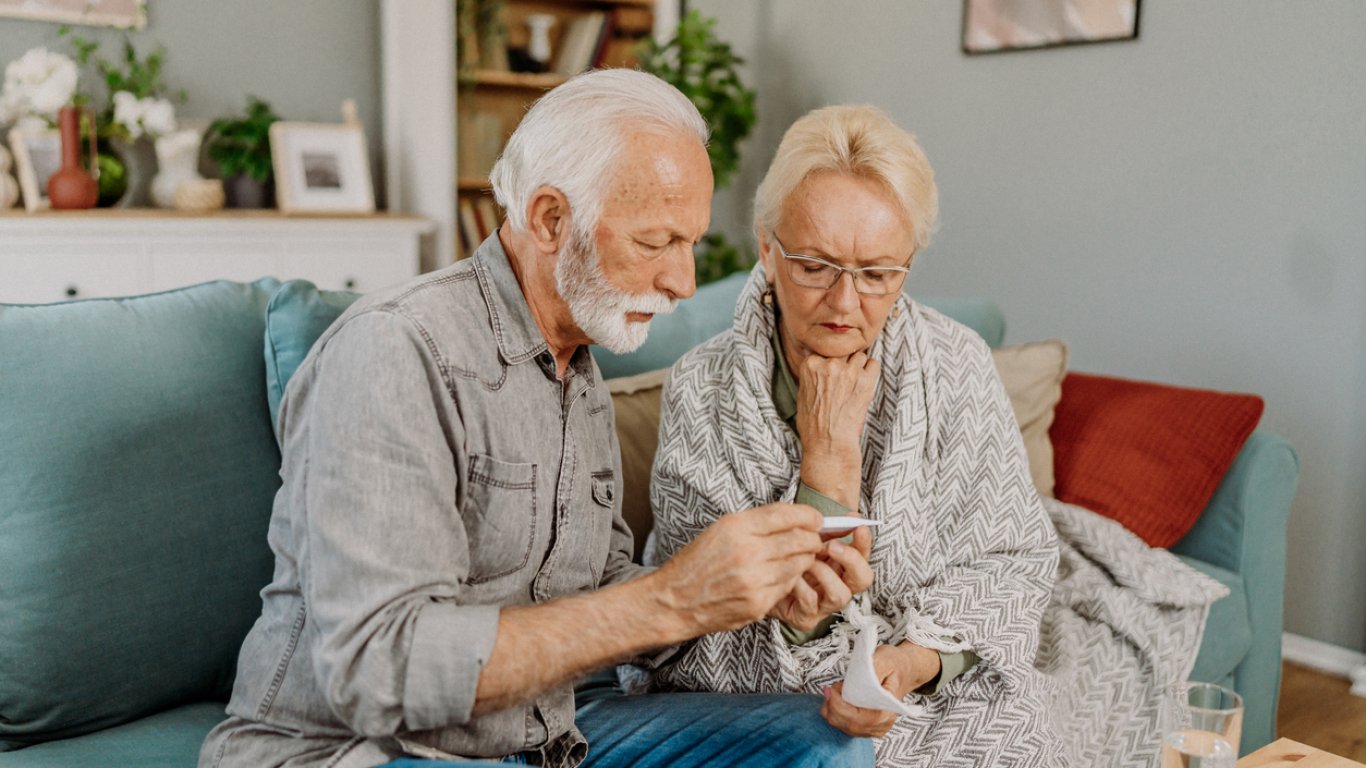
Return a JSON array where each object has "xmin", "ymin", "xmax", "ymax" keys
[
  {"xmin": 799, "ymin": 455, "xmax": 861, "ymax": 510},
  {"xmin": 895, "ymin": 641, "xmax": 942, "ymax": 695}
]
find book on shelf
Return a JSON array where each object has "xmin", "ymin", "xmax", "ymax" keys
[
  {"xmin": 552, "ymin": 11, "xmax": 607, "ymax": 76},
  {"xmin": 597, "ymin": 7, "xmax": 654, "ymax": 68},
  {"xmin": 589, "ymin": 11, "xmax": 617, "ymax": 68},
  {"xmin": 474, "ymin": 197, "xmax": 501, "ymax": 238},
  {"xmin": 459, "ymin": 198, "xmax": 482, "ymax": 253}
]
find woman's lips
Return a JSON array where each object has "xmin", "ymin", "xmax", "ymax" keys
[{"xmin": 820, "ymin": 323, "xmax": 855, "ymax": 333}]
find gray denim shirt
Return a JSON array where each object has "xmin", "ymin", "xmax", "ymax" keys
[{"xmin": 200, "ymin": 235, "xmax": 647, "ymax": 768}]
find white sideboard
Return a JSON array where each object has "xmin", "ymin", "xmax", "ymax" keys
[{"xmin": 0, "ymin": 211, "xmax": 433, "ymax": 304}]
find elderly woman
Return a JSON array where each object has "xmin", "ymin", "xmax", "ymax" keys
[{"xmin": 648, "ymin": 106, "xmax": 1225, "ymax": 767}]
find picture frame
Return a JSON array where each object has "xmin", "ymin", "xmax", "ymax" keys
[
  {"xmin": 270, "ymin": 121, "xmax": 375, "ymax": 214},
  {"xmin": 7, "ymin": 126, "xmax": 62, "ymax": 212},
  {"xmin": 0, "ymin": 0, "xmax": 147, "ymax": 29},
  {"xmin": 962, "ymin": 0, "xmax": 1141, "ymax": 55}
]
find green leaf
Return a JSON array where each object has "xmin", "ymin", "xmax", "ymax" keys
[{"xmin": 204, "ymin": 96, "xmax": 281, "ymax": 182}]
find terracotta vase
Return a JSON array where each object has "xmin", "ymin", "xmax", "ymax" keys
[{"xmin": 47, "ymin": 106, "xmax": 98, "ymax": 210}]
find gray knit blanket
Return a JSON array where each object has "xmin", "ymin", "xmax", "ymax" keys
[{"xmin": 644, "ymin": 267, "xmax": 1227, "ymax": 767}]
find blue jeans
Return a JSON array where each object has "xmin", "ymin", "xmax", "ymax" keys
[{"xmin": 378, "ymin": 693, "xmax": 872, "ymax": 767}]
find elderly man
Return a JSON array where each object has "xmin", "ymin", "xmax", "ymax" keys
[{"xmin": 199, "ymin": 70, "xmax": 874, "ymax": 768}]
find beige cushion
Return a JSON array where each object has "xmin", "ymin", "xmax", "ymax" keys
[
  {"xmin": 607, "ymin": 368, "xmax": 670, "ymax": 560},
  {"xmin": 606, "ymin": 340, "xmax": 1069, "ymax": 551},
  {"xmin": 991, "ymin": 339, "xmax": 1069, "ymax": 498}
]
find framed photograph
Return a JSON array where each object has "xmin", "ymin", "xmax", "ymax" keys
[
  {"xmin": 7, "ymin": 127, "xmax": 62, "ymax": 212},
  {"xmin": 0, "ymin": 0, "xmax": 147, "ymax": 29},
  {"xmin": 270, "ymin": 122, "xmax": 375, "ymax": 214},
  {"xmin": 963, "ymin": 0, "xmax": 1141, "ymax": 55}
]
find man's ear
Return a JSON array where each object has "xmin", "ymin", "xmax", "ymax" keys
[{"xmin": 525, "ymin": 185, "xmax": 571, "ymax": 256}]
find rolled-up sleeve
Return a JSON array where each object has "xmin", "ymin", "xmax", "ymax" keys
[{"xmin": 290, "ymin": 310, "xmax": 493, "ymax": 736}]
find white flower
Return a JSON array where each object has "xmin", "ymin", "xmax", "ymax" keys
[
  {"xmin": 112, "ymin": 90, "xmax": 143, "ymax": 138},
  {"xmin": 0, "ymin": 48, "xmax": 78, "ymax": 127},
  {"xmin": 112, "ymin": 90, "xmax": 177, "ymax": 140},
  {"xmin": 142, "ymin": 98, "xmax": 177, "ymax": 137}
]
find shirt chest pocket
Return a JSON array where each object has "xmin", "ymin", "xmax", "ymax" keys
[{"xmin": 461, "ymin": 453, "xmax": 537, "ymax": 584}]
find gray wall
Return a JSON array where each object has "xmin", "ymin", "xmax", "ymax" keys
[
  {"xmin": 0, "ymin": 0, "xmax": 381, "ymax": 197},
  {"xmin": 695, "ymin": 0, "xmax": 1366, "ymax": 653}
]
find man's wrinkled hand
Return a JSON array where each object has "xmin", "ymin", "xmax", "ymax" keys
[{"xmin": 655, "ymin": 503, "xmax": 824, "ymax": 636}]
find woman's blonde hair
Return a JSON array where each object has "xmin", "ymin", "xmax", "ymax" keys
[{"xmin": 754, "ymin": 105, "xmax": 938, "ymax": 253}]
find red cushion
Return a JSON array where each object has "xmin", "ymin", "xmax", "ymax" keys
[{"xmin": 1049, "ymin": 372, "xmax": 1264, "ymax": 548}]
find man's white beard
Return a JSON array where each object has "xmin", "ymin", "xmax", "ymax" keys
[{"xmin": 555, "ymin": 230, "xmax": 677, "ymax": 354}]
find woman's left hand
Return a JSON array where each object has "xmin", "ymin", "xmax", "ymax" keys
[
  {"xmin": 768, "ymin": 532, "xmax": 874, "ymax": 631},
  {"xmin": 819, "ymin": 643, "xmax": 941, "ymax": 738}
]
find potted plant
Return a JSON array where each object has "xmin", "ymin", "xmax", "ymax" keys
[
  {"xmin": 63, "ymin": 31, "xmax": 185, "ymax": 207},
  {"xmin": 639, "ymin": 10, "xmax": 758, "ymax": 285},
  {"xmin": 205, "ymin": 96, "xmax": 280, "ymax": 209}
]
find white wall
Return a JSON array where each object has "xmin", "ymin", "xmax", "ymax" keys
[{"xmin": 694, "ymin": 0, "xmax": 1366, "ymax": 652}]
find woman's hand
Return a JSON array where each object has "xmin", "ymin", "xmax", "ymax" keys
[
  {"xmin": 796, "ymin": 351, "xmax": 880, "ymax": 509},
  {"xmin": 819, "ymin": 642, "xmax": 941, "ymax": 738},
  {"xmin": 768, "ymin": 530, "xmax": 874, "ymax": 631},
  {"xmin": 795, "ymin": 351, "xmax": 880, "ymax": 449}
]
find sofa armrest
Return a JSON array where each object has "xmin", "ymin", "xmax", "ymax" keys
[{"xmin": 1170, "ymin": 430, "xmax": 1299, "ymax": 754}]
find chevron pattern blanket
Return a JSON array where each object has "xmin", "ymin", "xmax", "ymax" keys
[{"xmin": 646, "ymin": 268, "xmax": 1227, "ymax": 767}]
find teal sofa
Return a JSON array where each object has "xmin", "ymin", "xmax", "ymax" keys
[{"xmin": 0, "ymin": 273, "xmax": 1297, "ymax": 766}]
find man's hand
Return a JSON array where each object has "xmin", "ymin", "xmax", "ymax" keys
[
  {"xmin": 652, "ymin": 503, "xmax": 825, "ymax": 637},
  {"xmin": 768, "ymin": 526, "xmax": 874, "ymax": 631},
  {"xmin": 819, "ymin": 643, "xmax": 941, "ymax": 738}
]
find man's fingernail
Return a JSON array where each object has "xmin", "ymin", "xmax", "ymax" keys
[{"xmin": 828, "ymin": 541, "xmax": 845, "ymax": 555}]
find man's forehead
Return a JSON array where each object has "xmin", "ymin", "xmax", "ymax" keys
[{"xmin": 607, "ymin": 132, "xmax": 710, "ymax": 191}]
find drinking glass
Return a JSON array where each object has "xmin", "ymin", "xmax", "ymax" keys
[{"xmin": 1160, "ymin": 681, "xmax": 1242, "ymax": 768}]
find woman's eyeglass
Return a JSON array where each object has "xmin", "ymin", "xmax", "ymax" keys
[{"xmin": 771, "ymin": 235, "xmax": 912, "ymax": 296}]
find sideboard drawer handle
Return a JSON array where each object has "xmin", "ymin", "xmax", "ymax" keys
[
  {"xmin": 344, "ymin": 278, "xmax": 357, "ymax": 290},
  {"xmin": 64, "ymin": 285, "xmax": 79, "ymax": 298}
]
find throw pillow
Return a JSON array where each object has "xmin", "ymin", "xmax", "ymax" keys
[
  {"xmin": 607, "ymin": 367, "xmax": 670, "ymax": 560},
  {"xmin": 0, "ymin": 279, "xmax": 282, "ymax": 749},
  {"xmin": 991, "ymin": 340, "xmax": 1069, "ymax": 498},
  {"xmin": 1049, "ymin": 372, "xmax": 1264, "ymax": 548},
  {"xmin": 264, "ymin": 280, "xmax": 360, "ymax": 429}
]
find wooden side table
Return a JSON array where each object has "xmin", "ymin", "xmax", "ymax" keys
[{"xmin": 1239, "ymin": 738, "xmax": 1366, "ymax": 767}]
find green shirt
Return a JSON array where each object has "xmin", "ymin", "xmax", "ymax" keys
[{"xmin": 770, "ymin": 326, "xmax": 978, "ymax": 695}]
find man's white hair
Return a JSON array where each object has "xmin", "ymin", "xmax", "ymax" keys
[{"xmin": 490, "ymin": 69, "xmax": 709, "ymax": 239}]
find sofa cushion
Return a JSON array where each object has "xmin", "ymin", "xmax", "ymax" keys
[
  {"xmin": 0, "ymin": 703, "xmax": 226, "ymax": 768},
  {"xmin": 1180, "ymin": 556, "xmax": 1253, "ymax": 684},
  {"xmin": 606, "ymin": 368, "xmax": 670, "ymax": 562},
  {"xmin": 264, "ymin": 281, "xmax": 360, "ymax": 430},
  {"xmin": 1049, "ymin": 373, "xmax": 1264, "ymax": 548},
  {"xmin": 991, "ymin": 340, "xmax": 1068, "ymax": 498},
  {"xmin": 0, "ymin": 280, "xmax": 282, "ymax": 750}
]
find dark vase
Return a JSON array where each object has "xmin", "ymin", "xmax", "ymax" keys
[
  {"xmin": 110, "ymin": 136, "xmax": 156, "ymax": 208},
  {"xmin": 223, "ymin": 173, "xmax": 275, "ymax": 209},
  {"xmin": 47, "ymin": 106, "xmax": 98, "ymax": 210}
]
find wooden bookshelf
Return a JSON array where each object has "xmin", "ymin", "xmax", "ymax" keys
[
  {"xmin": 470, "ymin": 69, "xmax": 569, "ymax": 89},
  {"xmin": 455, "ymin": 0, "xmax": 655, "ymax": 260}
]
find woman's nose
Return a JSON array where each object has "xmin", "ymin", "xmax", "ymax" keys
[{"xmin": 825, "ymin": 271, "xmax": 860, "ymax": 312}]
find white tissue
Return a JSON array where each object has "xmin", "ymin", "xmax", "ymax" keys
[{"xmin": 837, "ymin": 621, "xmax": 924, "ymax": 717}]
